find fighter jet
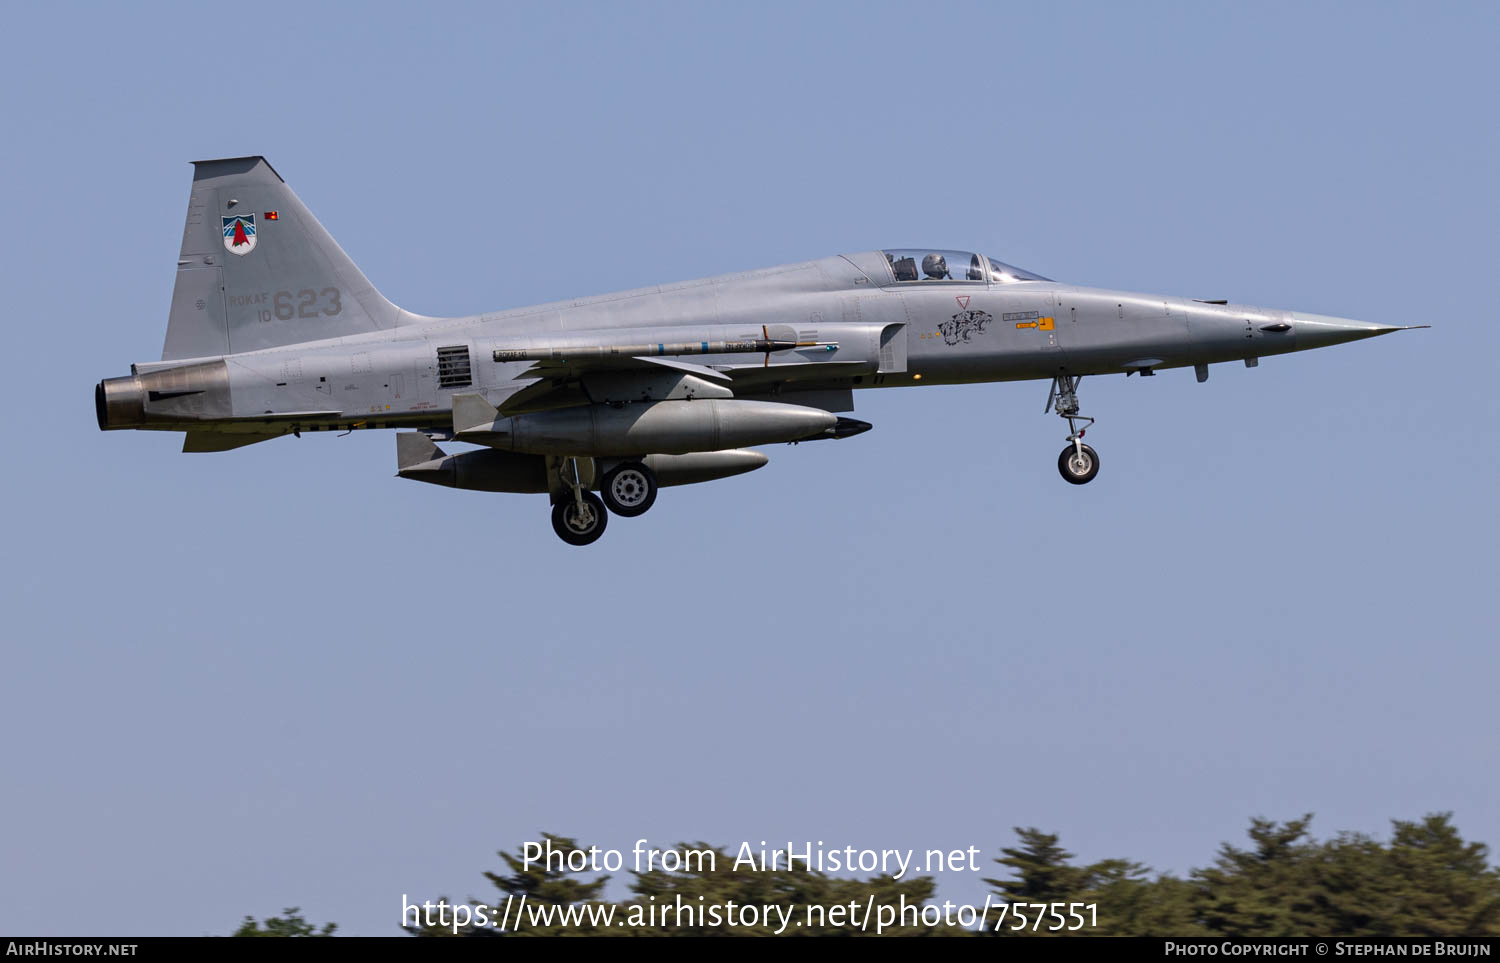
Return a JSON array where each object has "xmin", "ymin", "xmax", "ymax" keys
[{"xmin": 96, "ymin": 157, "xmax": 1423, "ymax": 545}]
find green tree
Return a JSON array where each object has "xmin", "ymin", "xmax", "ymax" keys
[
  {"xmin": 1077, "ymin": 859, "xmax": 1205, "ymax": 936},
  {"xmin": 250, "ymin": 815, "xmax": 1500, "ymax": 938},
  {"xmin": 983, "ymin": 828, "xmax": 1085, "ymax": 905},
  {"xmin": 407, "ymin": 833, "xmax": 612, "ymax": 936},
  {"xmin": 232, "ymin": 907, "xmax": 336, "ymax": 937},
  {"xmin": 1187, "ymin": 813, "xmax": 1500, "ymax": 937},
  {"xmin": 1297, "ymin": 830, "xmax": 1401, "ymax": 935},
  {"xmin": 982, "ymin": 828, "xmax": 1185, "ymax": 936},
  {"xmin": 624, "ymin": 843, "xmax": 955, "ymax": 936},
  {"xmin": 1382, "ymin": 813, "xmax": 1500, "ymax": 936},
  {"xmin": 1190, "ymin": 814, "xmax": 1321, "ymax": 936}
]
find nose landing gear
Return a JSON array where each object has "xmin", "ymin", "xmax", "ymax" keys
[
  {"xmin": 1058, "ymin": 442, "xmax": 1100, "ymax": 485},
  {"xmin": 1047, "ymin": 374, "xmax": 1100, "ymax": 485}
]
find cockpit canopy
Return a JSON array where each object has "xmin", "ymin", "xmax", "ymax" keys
[{"xmin": 882, "ymin": 249, "xmax": 1051, "ymax": 284}]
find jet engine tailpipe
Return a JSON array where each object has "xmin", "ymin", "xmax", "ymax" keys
[
  {"xmin": 95, "ymin": 361, "xmax": 232, "ymax": 431},
  {"xmin": 96, "ymin": 376, "xmax": 146, "ymax": 430}
]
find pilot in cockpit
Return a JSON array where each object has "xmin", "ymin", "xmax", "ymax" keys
[{"xmin": 922, "ymin": 253, "xmax": 950, "ymax": 280}]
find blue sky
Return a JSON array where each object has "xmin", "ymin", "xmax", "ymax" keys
[{"xmin": 2, "ymin": 0, "xmax": 1496, "ymax": 936}]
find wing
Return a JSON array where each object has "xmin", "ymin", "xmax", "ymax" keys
[
  {"xmin": 496, "ymin": 355, "xmax": 732, "ymax": 414},
  {"xmin": 483, "ymin": 322, "xmax": 900, "ymax": 415}
]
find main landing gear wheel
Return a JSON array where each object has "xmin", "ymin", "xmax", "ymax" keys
[
  {"xmin": 1058, "ymin": 443, "xmax": 1100, "ymax": 485},
  {"xmin": 551, "ymin": 491, "xmax": 608, "ymax": 546},
  {"xmin": 600, "ymin": 462, "xmax": 657, "ymax": 517}
]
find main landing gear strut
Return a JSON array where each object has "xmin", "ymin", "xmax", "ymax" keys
[
  {"xmin": 551, "ymin": 459, "xmax": 609, "ymax": 546},
  {"xmin": 1046, "ymin": 374, "xmax": 1100, "ymax": 485},
  {"xmin": 549, "ymin": 457, "xmax": 660, "ymax": 545}
]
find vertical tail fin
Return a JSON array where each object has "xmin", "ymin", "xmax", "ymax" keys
[{"xmin": 162, "ymin": 156, "xmax": 412, "ymax": 361}]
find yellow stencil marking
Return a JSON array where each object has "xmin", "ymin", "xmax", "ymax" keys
[
  {"xmin": 1039, "ymin": 316, "xmax": 1055, "ymax": 330},
  {"xmin": 1016, "ymin": 321, "xmax": 1037, "ymax": 329}
]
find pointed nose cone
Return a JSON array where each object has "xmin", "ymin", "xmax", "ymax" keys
[{"xmin": 1292, "ymin": 312, "xmax": 1415, "ymax": 350}]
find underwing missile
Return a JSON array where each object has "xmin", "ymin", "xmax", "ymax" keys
[{"xmin": 492, "ymin": 337, "xmax": 836, "ymax": 363}]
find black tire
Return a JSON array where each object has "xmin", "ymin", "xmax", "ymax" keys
[
  {"xmin": 1057, "ymin": 443, "xmax": 1100, "ymax": 485},
  {"xmin": 600, "ymin": 462, "xmax": 658, "ymax": 517},
  {"xmin": 551, "ymin": 491, "xmax": 609, "ymax": 545}
]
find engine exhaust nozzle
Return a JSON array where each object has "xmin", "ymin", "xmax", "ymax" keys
[{"xmin": 96, "ymin": 376, "xmax": 146, "ymax": 431}]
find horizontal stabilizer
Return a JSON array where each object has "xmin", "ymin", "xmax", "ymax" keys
[
  {"xmin": 227, "ymin": 409, "xmax": 342, "ymax": 422},
  {"xmin": 182, "ymin": 431, "xmax": 283, "ymax": 452}
]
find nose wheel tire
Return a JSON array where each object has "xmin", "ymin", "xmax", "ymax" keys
[
  {"xmin": 600, "ymin": 462, "xmax": 658, "ymax": 517},
  {"xmin": 1058, "ymin": 444, "xmax": 1100, "ymax": 485},
  {"xmin": 551, "ymin": 491, "xmax": 609, "ymax": 545}
]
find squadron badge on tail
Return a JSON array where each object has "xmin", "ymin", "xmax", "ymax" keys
[{"xmin": 222, "ymin": 213, "xmax": 256, "ymax": 256}]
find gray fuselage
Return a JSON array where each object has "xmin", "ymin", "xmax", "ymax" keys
[{"xmin": 109, "ymin": 250, "xmax": 1382, "ymax": 437}]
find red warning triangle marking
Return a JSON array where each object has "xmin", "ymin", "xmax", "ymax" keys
[{"xmin": 955, "ymin": 295, "xmax": 970, "ymax": 309}]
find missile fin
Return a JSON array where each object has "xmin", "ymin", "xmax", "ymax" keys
[
  {"xmin": 452, "ymin": 393, "xmax": 499, "ymax": 434},
  {"xmin": 397, "ymin": 431, "xmax": 447, "ymax": 471}
]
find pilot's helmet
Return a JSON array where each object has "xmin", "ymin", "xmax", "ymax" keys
[{"xmin": 922, "ymin": 253, "xmax": 949, "ymax": 279}]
